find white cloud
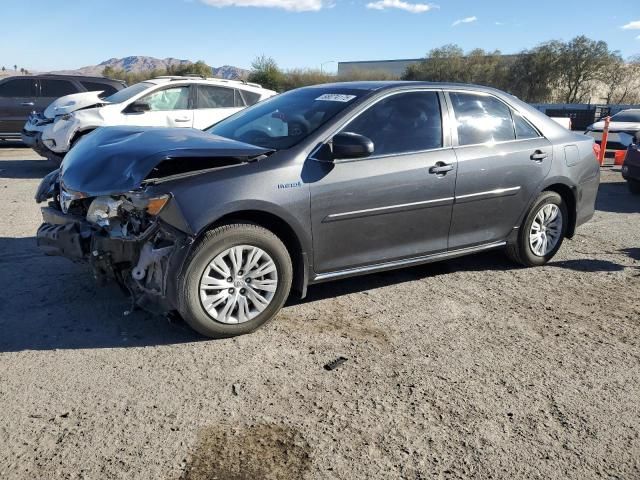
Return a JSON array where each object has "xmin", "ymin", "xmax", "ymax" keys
[
  {"xmin": 452, "ymin": 15, "xmax": 477, "ymax": 26},
  {"xmin": 366, "ymin": 0, "xmax": 437, "ymax": 14},
  {"xmin": 621, "ymin": 20, "xmax": 640, "ymax": 29},
  {"xmin": 494, "ymin": 21, "xmax": 504, "ymax": 25},
  {"xmin": 198, "ymin": 0, "xmax": 327, "ymax": 11}
]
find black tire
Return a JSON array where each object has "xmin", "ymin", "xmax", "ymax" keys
[
  {"xmin": 628, "ymin": 179, "xmax": 640, "ymax": 195},
  {"xmin": 177, "ymin": 224, "xmax": 292, "ymax": 338},
  {"xmin": 506, "ymin": 191, "xmax": 568, "ymax": 267}
]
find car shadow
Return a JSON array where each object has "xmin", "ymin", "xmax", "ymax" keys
[
  {"xmin": 0, "ymin": 159, "xmax": 55, "ymax": 179},
  {"xmin": 596, "ymin": 181, "xmax": 639, "ymax": 214},
  {"xmin": 0, "ymin": 237, "xmax": 202, "ymax": 353},
  {"xmin": 0, "ymin": 140, "xmax": 28, "ymax": 148},
  {"xmin": 290, "ymin": 250, "xmax": 519, "ymax": 305},
  {"xmin": 547, "ymin": 258, "xmax": 625, "ymax": 272}
]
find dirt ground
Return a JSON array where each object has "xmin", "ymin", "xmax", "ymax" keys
[{"xmin": 0, "ymin": 143, "xmax": 638, "ymax": 480}]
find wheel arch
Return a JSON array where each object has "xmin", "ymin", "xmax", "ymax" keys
[
  {"xmin": 541, "ymin": 181, "xmax": 577, "ymax": 238},
  {"xmin": 196, "ymin": 209, "xmax": 309, "ymax": 298},
  {"xmin": 70, "ymin": 127, "xmax": 98, "ymax": 147}
]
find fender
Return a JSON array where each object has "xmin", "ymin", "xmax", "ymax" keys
[{"xmin": 510, "ymin": 175, "xmax": 578, "ymax": 242}]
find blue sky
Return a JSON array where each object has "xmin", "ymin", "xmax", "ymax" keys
[{"xmin": 1, "ymin": 0, "xmax": 639, "ymax": 72}]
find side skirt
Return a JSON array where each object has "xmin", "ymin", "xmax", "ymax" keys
[{"xmin": 310, "ymin": 241, "xmax": 507, "ymax": 284}]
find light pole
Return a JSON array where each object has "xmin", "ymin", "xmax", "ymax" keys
[{"xmin": 320, "ymin": 60, "xmax": 337, "ymax": 74}]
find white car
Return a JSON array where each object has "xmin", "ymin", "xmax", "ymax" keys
[
  {"xmin": 27, "ymin": 76, "xmax": 276, "ymax": 163},
  {"xmin": 586, "ymin": 109, "xmax": 640, "ymax": 157}
]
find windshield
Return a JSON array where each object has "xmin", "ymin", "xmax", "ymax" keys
[
  {"xmin": 103, "ymin": 82, "xmax": 153, "ymax": 104},
  {"xmin": 611, "ymin": 111, "xmax": 640, "ymax": 123},
  {"xmin": 208, "ymin": 87, "xmax": 367, "ymax": 150}
]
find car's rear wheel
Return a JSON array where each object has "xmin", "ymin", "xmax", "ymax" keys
[
  {"xmin": 506, "ymin": 191, "xmax": 567, "ymax": 267},
  {"xmin": 628, "ymin": 179, "xmax": 640, "ymax": 195},
  {"xmin": 177, "ymin": 224, "xmax": 292, "ymax": 338}
]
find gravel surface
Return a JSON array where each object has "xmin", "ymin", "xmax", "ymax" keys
[{"xmin": 0, "ymin": 144, "xmax": 639, "ymax": 480}]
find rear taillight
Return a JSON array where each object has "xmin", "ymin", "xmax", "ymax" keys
[{"xmin": 592, "ymin": 142, "xmax": 601, "ymax": 159}]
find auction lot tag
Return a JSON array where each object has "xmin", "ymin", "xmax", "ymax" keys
[{"xmin": 315, "ymin": 94, "xmax": 356, "ymax": 102}]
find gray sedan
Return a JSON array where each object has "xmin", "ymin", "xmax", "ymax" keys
[{"xmin": 35, "ymin": 82, "xmax": 600, "ymax": 338}]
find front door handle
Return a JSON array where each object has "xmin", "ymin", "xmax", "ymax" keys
[
  {"xmin": 174, "ymin": 117, "xmax": 191, "ymax": 123},
  {"xmin": 21, "ymin": 102, "xmax": 35, "ymax": 107},
  {"xmin": 530, "ymin": 150, "xmax": 548, "ymax": 161},
  {"xmin": 429, "ymin": 162, "xmax": 454, "ymax": 175}
]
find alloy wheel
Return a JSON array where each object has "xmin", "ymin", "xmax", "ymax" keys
[
  {"xmin": 199, "ymin": 245, "xmax": 278, "ymax": 324},
  {"xmin": 529, "ymin": 204, "xmax": 563, "ymax": 257}
]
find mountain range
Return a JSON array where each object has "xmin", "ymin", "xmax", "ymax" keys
[{"xmin": 50, "ymin": 56, "xmax": 249, "ymax": 80}]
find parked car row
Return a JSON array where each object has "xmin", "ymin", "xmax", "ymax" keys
[
  {"xmin": 0, "ymin": 74, "xmax": 126, "ymax": 141},
  {"xmin": 20, "ymin": 76, "xmax": 276, "ymax": 164},
  {"xmin": 34, "ymin": 81, "xmax": 601, "ymax": 338}
]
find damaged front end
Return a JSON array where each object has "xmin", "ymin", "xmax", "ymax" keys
[
  {"xmin": 34, "ymin": 126, "xmax": 272, "ymax": 315},
  {"xmin": 36, "ymin": 171, "xmax": 191, "ymax": 314}
]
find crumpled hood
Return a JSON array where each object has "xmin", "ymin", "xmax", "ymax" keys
[
  {"xmin": 44, "ymin": 91, "xmax": 107, "ymax": 119},
  {"xmin": 589, "ymin": 121, "xmax": 640, "ymax": 132},
  {"xmin": 60, "ymin": 126, "xmax": 272, "ymax": 196}
]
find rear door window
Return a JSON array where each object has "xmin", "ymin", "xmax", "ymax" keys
[
  {"xmin": 513, "ymin": 111, "xmax": 541, "ymax": 140},
  {"xmin": 197, "ymin": 85, "xmax": 236, "ymax": 109},
  {"xmin": 80, "ymin": 81, "xmax": 118, "ymax": 96},
  {"xmin": 0, "ymin": 79, "xmax": 36, "ymax": 97},
  {"xmin": 449, "ymin": 92, "xmax": 515, "ymax": 146},
  {"xmin": 342, "ymin": 91, "xmax": 443, "ymax": 156},
  {"xmin": 140, "ymin": 86, "xmax": 191, "ymax": 111},
  {"xmin": 39, "ymin": 79, "xmax": 78, "ymax": 97},
  {"xmin": 239, "ymin": 90, "xmax": 261, "ymax": 106}
]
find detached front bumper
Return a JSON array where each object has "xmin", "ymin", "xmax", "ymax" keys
[
  {"xmin": 36, "ymin": 205, "xmax": 192, "ymax": 314},
  {"xmin": 37, "ymin": 207, "xmax": 90, "ymax": 258}
]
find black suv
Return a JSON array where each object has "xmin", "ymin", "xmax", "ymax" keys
[{"xmin": 0, "ymin": 74, "xmax": 126, "ymax": 140}]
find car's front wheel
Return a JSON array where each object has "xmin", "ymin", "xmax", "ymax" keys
[
  {"xmin": 506, "ymin": 191, "xmax": 568, "ymax": 267},
  {"xmin": 177, "ymin": 224, "xmax": 292, "ymax": 338}
]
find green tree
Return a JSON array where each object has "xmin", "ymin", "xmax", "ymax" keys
[
  {"xmin": 169, "ymin": 60, "xmax": 212, "ymax": 77},
  {"xmin": 13, "ymin": 64, "xmax": 17, "ymax": 71},
  {"xmin": 402, "ymin": 45, "xmax": 510, "ymax": 89},
  {"xmin": 601, "ymin": 55, "xmax": 640, "ymax": 104},
  {"xmin": 557, "ymin": 35, "xmax": 619, "ymax": 103},
  {"xmin": 247, "ymin": 55, "xmax": 285, "ymax": 92},
  {"xmin": 507, "ymin": 41, "xmax": 563, "ymax": 103}
]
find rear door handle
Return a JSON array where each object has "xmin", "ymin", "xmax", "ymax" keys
[
  {"xmin": 429, "ymin": 162, "xmax": 454, "ymax": 175},
  {"xmin": 21, "ymin": 102, "xmax": 35, "ymax": 106},
  {"xmin": 174, "ymin": 117, "xmax": 191, "ymax": 123},
  {"xmin": 530, "ymin": 150, "xmax": 548, "ymax": 161}
]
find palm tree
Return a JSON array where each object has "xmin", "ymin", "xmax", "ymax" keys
[
  {"xmin": 1, "ymin": 66, "xmax": 5, "ymax": 73},
  {"xmin": 20, "ymin": 68, "xmax": 25, "ymax": 75}
]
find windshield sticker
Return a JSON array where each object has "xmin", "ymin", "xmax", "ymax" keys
[{"xmin": 315, "ymin": 94, "xmax": 357, "ymax": 102}]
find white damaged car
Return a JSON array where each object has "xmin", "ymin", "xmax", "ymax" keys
[{"xmin": 26, "ymin": 76, "xmax": 276, "ymax": 164}]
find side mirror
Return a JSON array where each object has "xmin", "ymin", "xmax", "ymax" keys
[
  {"xmin": 127, "ymin": 101, "xmax": 150, "ymax": 114},
  {"xmin": 331, "ymin": 132, "xmax": 374, "ymax": 160}
]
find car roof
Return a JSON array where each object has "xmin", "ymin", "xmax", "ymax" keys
[
  {"xmin": 146, "ymin": 76, "xmax": 272, "ymax": 93},
  {"xmin": 33, "ymin": 74, "xmax": 125, "ymax": 84},
  {"xmin": 301, "ymin": 81, "xmax": 506, "ymax": 93}
]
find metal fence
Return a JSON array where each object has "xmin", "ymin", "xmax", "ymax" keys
[{"xmin": 531, "ymin": 103, "xmax": 640, "ymax": 131}]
